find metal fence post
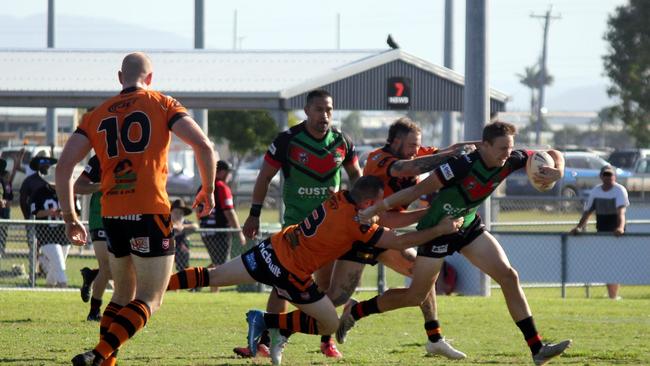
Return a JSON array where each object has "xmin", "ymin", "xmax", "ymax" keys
[
  {"xmin": 377, "ymin": 263, "xmax": 386, "ymax": 295},
  {"xmin": 28, "ymin": 224, "xmax": 36, "ymax": 288},
  {"xmin": 561, "ymin": 233, "xmax": 567, "ymax": 298}
]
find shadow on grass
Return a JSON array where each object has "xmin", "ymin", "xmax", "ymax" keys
[
  {"xmin": 0, "ymin": 357, "xmax": 52, "ymax": 364},
  {"xmin": 0, "ymin": 318, "xmax": 32, "ymax": 323}
]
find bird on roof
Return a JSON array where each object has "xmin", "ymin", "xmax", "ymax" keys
[{"xmin": 387, "ymin": 34, "xmax": 400, "ymax": 49}]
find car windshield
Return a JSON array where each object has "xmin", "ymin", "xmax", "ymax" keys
[{"xmin": 608, "ymin": 152, "xmax": 637, "ymax": 169}]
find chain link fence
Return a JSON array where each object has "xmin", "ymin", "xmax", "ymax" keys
[{"xmin": 1, "ymin": 196, "xmax": 649, "ymax": 296}]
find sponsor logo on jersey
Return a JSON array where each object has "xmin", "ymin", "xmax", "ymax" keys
[
  {"xmin": 269, "ymin": 143, "xmax": 277, "ymax": 156},
  {"xmin": 442, "ymin": 203, "xmax": 467, "ymax": 217},
  {"xmin": 84, "ymin": 165, "xmax": 92, "ymax": 173},
  {"xmin": 258, "ymin": 241, "xmax": 281, "ymax": 277},
  {"xmin": 244, "ymin": 252, "xmax": 257, "ymax": 271},
  {"xmin": 299, "ymin": 292, "xmax": 311, "ymax": 301},
  {"xmin": 431, "ymin": 244, "xmax": 449, "ymax": 254},
  {"xmin": 97, "ymin": 230, "xmax": 106, "ymax": 238},
  {"xmin": 333, "ymin": 152, "xmax": 343, "ymax": 164},
  {"xmin": 106, "ymin": 214, "xmax": 143, "ymax": 221},
  {"xmin": 108, "ymin": 97, "xmax": 138, "ymax": 112},
  {"xmin": 440, "ymin": 163, "xmax": 455, "ymax": 181},
  {"xmin": 162, "ymin": 238, "xmax": 170, "ymax": 250},
  {"xmin": 223, "ymin": 198, "xmax": 233, "ymax": 206},
  {"xmin": 299, "ymin": 152, "xmax": 309, "ymax": 164},
  {"xmin": 130, "ymin": 237, "xmax": 150, "ymax": 253}
]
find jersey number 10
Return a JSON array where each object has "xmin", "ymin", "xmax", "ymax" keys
[{"xmin": 98, "ymin": 111, "xmax": 151, "ymax": 158}]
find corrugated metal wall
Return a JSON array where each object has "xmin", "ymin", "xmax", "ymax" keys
[{"xmin": 285, "ymin": 60, "xmax": 505, "ymax": 113}]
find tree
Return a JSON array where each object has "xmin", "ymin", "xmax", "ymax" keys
[
  {"xmin": 516, "ymin": 64, "xmax": 554, "ymax": 129},
  {"xmin": 341, "ymin": 111, "xmax": 363, "ymax": 144},
  {"xmin": 208, "ymin": 110, "xmax": 278, "ymax": 188},
  {"xmin": 603, "ymin": 0, "xmax": 650, "ymax": 147}
]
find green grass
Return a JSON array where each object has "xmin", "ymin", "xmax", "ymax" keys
[{"xmin": 1, "ymin": 287, "xmax": 649, "ymax": 365}]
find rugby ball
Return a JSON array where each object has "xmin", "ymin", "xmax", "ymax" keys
[{"xmin": 526, "ymin": 151, "xmax": 556, "ymax": 192}]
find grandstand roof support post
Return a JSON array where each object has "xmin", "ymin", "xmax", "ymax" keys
[{"xmin": 463, "ymin": 0, "xmax": 491, "ymax": 297}]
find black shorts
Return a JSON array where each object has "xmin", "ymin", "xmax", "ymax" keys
[
  {"xmin": 338, "ymin": 243, "xmax": 387, "ymax": 266},
  {"xmin": 102, "ymin": 214, "xmax": 174, "ymax": 258},
  {"xmin": 417, "ymin": 216, "xmax": 486, "ymax": 258},
  {"xmin": 241, "ymin": 239, "xmax": 325, "ymax": 305},
  {"xmin": 90, "ymin": 229, "xmax": 107, "ymax": 242}
]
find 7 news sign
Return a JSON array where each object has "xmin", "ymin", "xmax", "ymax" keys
[{"xmin": 387, "ymin": 77, "xmax": 411, "ymax": 109}]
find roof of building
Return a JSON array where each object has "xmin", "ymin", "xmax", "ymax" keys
[{"xmin": 0, "ymin": 48, "xmax": 508, "ymax": 111}]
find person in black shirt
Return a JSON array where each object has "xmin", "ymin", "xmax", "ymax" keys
[
  {"xmin": 31, "ymin": 182, "xmax": 79, "ymax": 287},
  {"xmin": 20, "ymin": 156, "xmax": 57, "ymax": 219},
  {"xmin": 197, "ymin": 161, "xmax": 246, "ymax": 284},
  {"xmin": 0, "ymin": 159, "xmax": 11, "ymax": 256}
]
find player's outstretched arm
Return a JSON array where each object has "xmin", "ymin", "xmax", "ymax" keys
[
  {"xmin": 375, "ymin": 216, "xmax": 463, "ymax": 250},
  {"xmin": 378, "ymin": 207, "xmax": 428, "ymax": 229},
  {"xmin": 242, "ymin": 161, "xmax": 280, "ymax": 239},
  {"xmin": 360, "ymin": 173, "xmax": 442, "ymax": 221},
  {"xmin": 390, "ymin": 141, "xmax": 479, "ymax": 177}
]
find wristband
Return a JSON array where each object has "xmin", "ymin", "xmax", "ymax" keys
[
  {"xmin": 249, "ymin": 203, "xmax": 263, "ymax": 218},
  {"xmin": 62, "ymin": 211, "xmax": 77, "ymax": 223}
]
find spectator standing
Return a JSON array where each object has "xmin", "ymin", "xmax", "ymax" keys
[
  {"xmin": 197, "ymin": 160, "xmax": 246, "ymax": 292},
  {"xmin": 31, "ymin": 183, "xmax": 79, "ymax": 287},
  {"xmin": 20, "ymin": 157, "xmax": 57, "ymax": 219},
  {"xmin": 570, "ymin": 165, "xmax": 629, "ymax": 299},
  {"xmin": 0, "ymin": 159, "xmax": 11, "ymax": 256}
]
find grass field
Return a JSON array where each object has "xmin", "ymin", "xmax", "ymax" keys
[{"xmin": 1, "ymin": 287, "xmax": 649, "ymax": 365}]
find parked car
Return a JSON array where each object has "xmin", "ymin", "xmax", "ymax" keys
[
  {"xmin": 231, "ymin": 156, "xmax": 281, "ymax": 207},
  {"xmin": 618, "ymin": 157, "xmax": 650, "ymax": 196},
  {"xmin": 608, "ymin": 148, "xmax": 650, "ymax": 171},
  {"xmin": 504, "ymin": 151, "xmax": 632, "ymax": 209}
]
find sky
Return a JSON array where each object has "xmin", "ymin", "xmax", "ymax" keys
[{"xmin": 0, "ymin": 0, "xmax": 628, "ymax": 112}]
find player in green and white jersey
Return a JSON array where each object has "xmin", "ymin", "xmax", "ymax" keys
[
  {"xmin": 339, "ymin": 121, "xmax": 573, "ymax": 366},
  {"xmin": 236, "ymin": 89, "xmax": 361, "ymax": 359},
  {"xmin": 75, "ymin": 155, "xmax": 112, "ymax": 322}
]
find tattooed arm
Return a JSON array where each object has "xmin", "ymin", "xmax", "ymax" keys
[{"xmin": 389, "ymin": 141, "xmax": 479, "ymax": 177}]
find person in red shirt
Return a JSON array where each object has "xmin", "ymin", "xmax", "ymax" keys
[{"xmin": 197, "ymin": 160, "xmax": 246, "ymax": 292}]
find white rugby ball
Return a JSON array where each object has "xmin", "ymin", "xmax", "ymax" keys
[{"xmin": 526, "ymin": 151, "xmax": 556, "ymax": 192}]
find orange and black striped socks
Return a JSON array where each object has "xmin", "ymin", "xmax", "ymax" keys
[
  {"xmin": 516, "ymin": 316, "xmax": 542, "ymax": 355},
  {"xmin": 97, "ymin": 302, "xmax": 123, "ymax": 366},
  {"xmin": 424, "ymin": 320, "xmax": 442, "ymax": 342},
  {"xmin": 263, "ymin": 310, "xmax": 320, "ymax": 335},
  {"xmin": 350, "ymin": 296, "xmax": 381, "ymax": 320},
  {"xmin": 167, "ymin": 266, "xmax": 210, "ymax": 290},
  {"xmin": 94, "ymin": 299, "xmax": 151, "ymax": 360}
]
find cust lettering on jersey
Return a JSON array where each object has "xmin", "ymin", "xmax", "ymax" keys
[
  {"xmin": 108, "ymin": 97, "xmax": 138, "ymax": 113},
  {"xmin": 297, "ymin": 186, "xmax": 334, "ymax": 196}
]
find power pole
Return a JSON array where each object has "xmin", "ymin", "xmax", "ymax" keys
[{"xmin": 531, "ymin": 6, "xmax": 561, "ymax": 145}]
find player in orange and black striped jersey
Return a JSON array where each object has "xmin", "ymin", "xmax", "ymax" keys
[
  {"xmin": 57, "ymin": 52, "xmax": 217, "ymax": 366},
  {"xmin": 166, "ymin": 176, "xmax": 463, "ymax": 363},
  {"xmin": 334, "ymin": 117, "xmax": 479, "ymax": 358}
]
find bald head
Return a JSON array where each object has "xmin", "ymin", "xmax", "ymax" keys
[{"xmin": 119, "ymin": 52, "xmax": 153, "ymax": 86}]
